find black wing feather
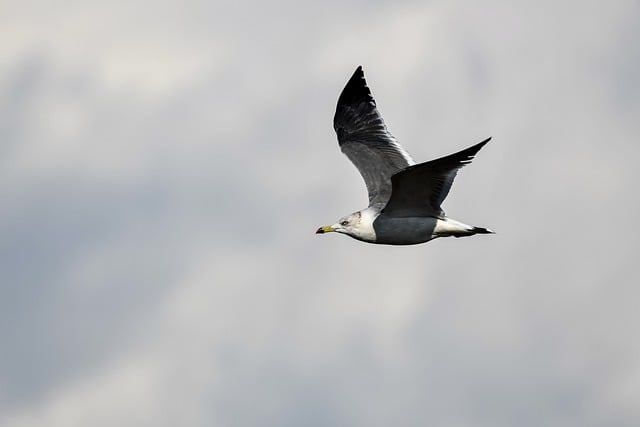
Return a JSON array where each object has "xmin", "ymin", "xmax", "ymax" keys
[
  {"xmin": 333, "ymin": 66, "xmax": 413, "ymax": 208},
  {"xmin": 383, "ymin": 137, "xmax": 491, "ymax": 217}
]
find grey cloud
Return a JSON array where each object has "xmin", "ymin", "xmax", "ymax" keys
[{"xmin": 1, "ymin": 1, "xmax": 639, "ymax": 426}]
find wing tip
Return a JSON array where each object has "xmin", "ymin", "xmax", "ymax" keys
[
  {"xmin": 478, "ymin": 136, "xmax": 492, "ymax": 147},
  {"xmin": 465, "ymin": 136, "xmax": 492, "ymax": 159},
  {"xmin": 337, "ymin": 65, "xmax": 373, "ymax": 108}
]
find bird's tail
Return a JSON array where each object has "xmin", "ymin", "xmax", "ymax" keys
[
  {"xmin": 438, "ymin": 218, "xmax": 495, "ymax": 238},
  {"xmin": 471, "ymin": 226, "xmax": 494, "ymax": 234},
  {"xmin": 451, "ymin": 225, "xmax": 495, "ymax": 238}
]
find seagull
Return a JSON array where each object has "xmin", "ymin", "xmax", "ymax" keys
[{"xmin": 316, "ymin": 66, "xmax": 494, "ymax": 245}]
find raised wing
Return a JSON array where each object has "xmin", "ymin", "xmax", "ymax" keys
[
  {"xmin": 382, "ymin": 138, "xmax": 491, "ymax": 217},
  {"xmin": 333, "ymin": 66, "xmax": 414, "ymax": 209}
]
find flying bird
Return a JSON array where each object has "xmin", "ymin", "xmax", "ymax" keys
[{"xmin": 316, "ymin": 66, "xmax": 494, "ymax": 245}]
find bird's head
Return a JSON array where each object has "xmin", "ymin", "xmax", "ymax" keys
[{"xmin": 316, "ymin": 210, "xmax": 376, "ymax": 242}]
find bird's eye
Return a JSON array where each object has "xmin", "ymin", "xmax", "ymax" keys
[{"xmin": 340, "ymin": 220, "xmax": 349, "ymax": 226}]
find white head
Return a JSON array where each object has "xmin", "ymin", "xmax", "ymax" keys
[{"xmin": 316, "ymin": 209, "xmax": 377, "ymax": 242}]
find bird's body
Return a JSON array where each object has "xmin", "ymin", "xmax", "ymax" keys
[
  {"xmin": 332, "ymin": 208, "xmax": 492, "ymax": 245},
  {"xmin": 374, "ymin": 215, "xmax": 478, "ymax": 245},
  {"xmin": 360, "ymin": 211, "xmax": 440, "ymax": 245},
  {"xmin": 316, "ymin": 66, "xmax": 494, "ymax": 245}
]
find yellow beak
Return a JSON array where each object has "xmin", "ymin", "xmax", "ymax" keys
[{"xmin": 315, "ymin": 225, "xmax": 336, "ymax": 234}]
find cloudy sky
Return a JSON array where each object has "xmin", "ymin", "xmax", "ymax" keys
[{"xmin": 1, "ymin": 1, "xmax": 639, "ymax": 426}]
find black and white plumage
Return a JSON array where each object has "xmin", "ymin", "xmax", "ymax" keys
[{"xmin": 316, "ymin": 66, "xmax": 494, "ymax": 245}]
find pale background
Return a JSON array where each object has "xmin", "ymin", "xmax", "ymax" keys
[{"xmin": 1, "ymin": 1, "xmax": 639, "ymax": 426}]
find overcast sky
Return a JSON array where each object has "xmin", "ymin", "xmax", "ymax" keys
[{"xmin": 1, "ymin": 1, "xmax": 639, "ymax": 426}]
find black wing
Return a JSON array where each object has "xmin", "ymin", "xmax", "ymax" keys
[
  {"xmin": 333, "ymin": 66, "xmax": 414, "ymax": 209},
  {"xmin": 382, "ymin": 137, "xmax": 491, "ymax": 217}
]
